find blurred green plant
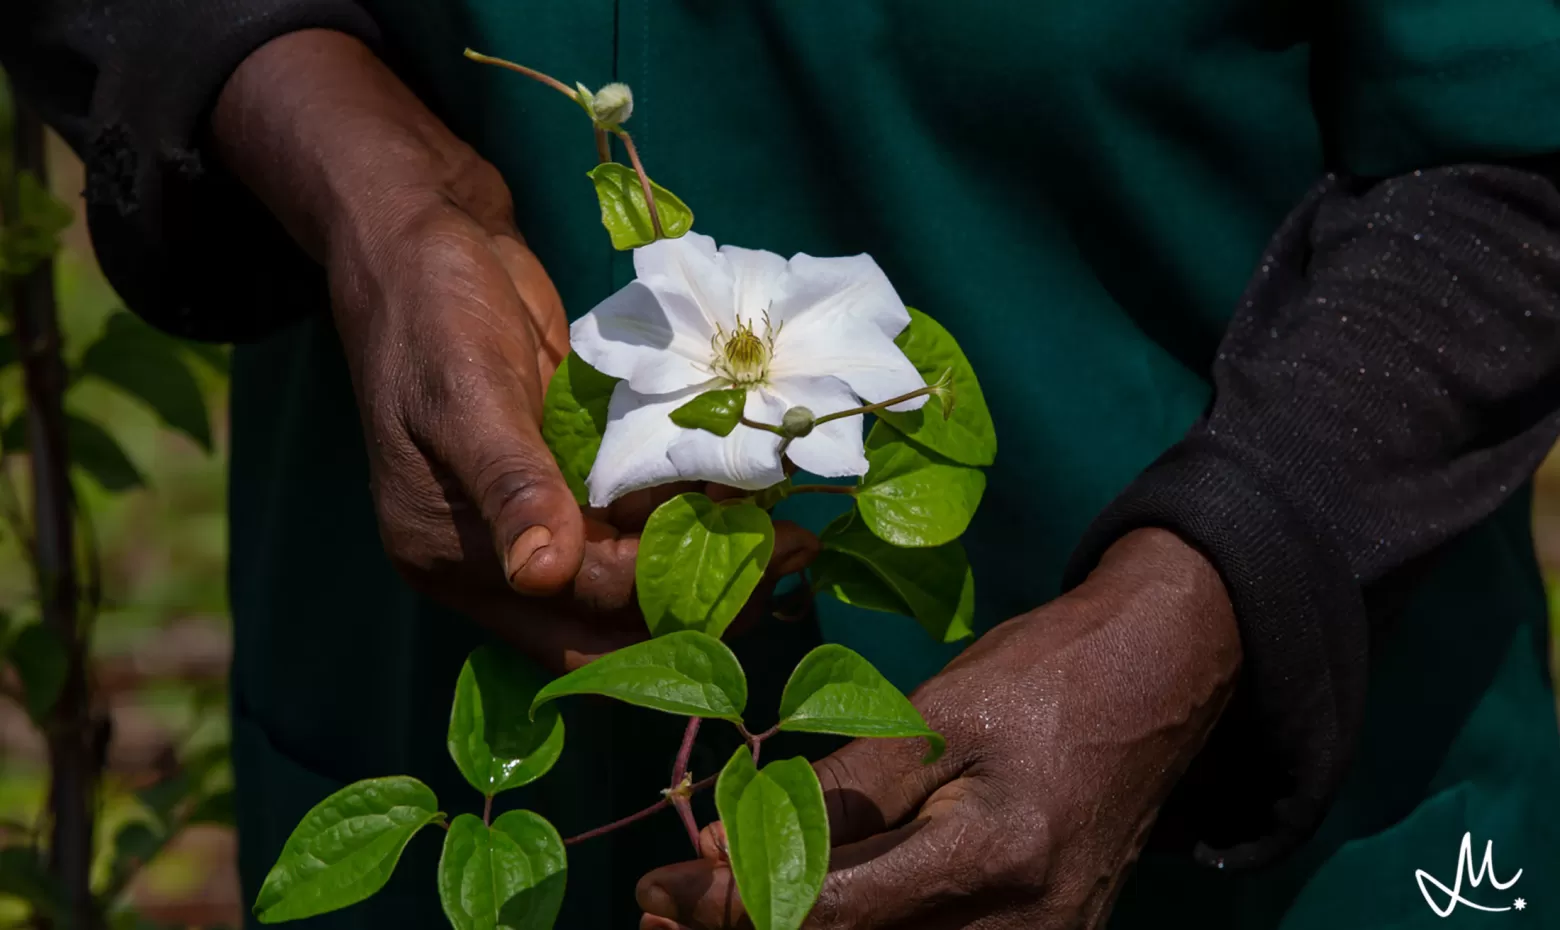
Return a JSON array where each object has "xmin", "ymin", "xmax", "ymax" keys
[{"xmin": 0, "ymin": 71, "xmax": 233, "ymax": 930}]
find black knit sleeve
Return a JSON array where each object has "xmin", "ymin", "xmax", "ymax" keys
[
  {"xmin": 0, "ymin": 0, "xmax": 380, "ymax": 342},
  {"xmin": 1063, "ymin": 165, "xmax": 1560, "ymax": 868}
]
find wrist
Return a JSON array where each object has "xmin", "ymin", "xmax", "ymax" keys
[{"xmin": 211, "ymin": 29, "xmax": 504, "ymax": 264}]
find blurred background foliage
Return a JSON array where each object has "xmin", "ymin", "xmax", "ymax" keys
[
  {"xmin": 0, "ymin": 130, "xmax": 236, "ymax": 927},
  {"xmin": 3, "ymin": 128, "xmax": 1560, "ymax": 928}
]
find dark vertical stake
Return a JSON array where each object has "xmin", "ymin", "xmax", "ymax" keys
[{"xmin": 10, "ymin": 100, "xmax": 97, "ymax": 930}]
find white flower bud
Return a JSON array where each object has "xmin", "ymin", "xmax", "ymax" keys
[
  {"xmin": 781, "ymin": 406, "xmax": 815, "ymax": 438},
  {"xmin": 590, "ymin": 82, "xmax": 634, "ymax": 125}
]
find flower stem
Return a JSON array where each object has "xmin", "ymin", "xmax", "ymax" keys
[
  {"xmin": 463, "ymin": 49, "xmax": 578, "ymax": 99},
  {"xmin": 595, "ymin": 127, "xmax": 612, "ymax": 165},
  {"xmin": 788, "ymin": 484, "xmax": 857, "ymax": 496},
  {"xmin": 611, "ymin": 127, "xmax": 663, "ymax": 239},
  {"xmin": 812, "ymin": 382, "xmax": 941, "ymax": 427},
  {"xmin": 740, "ymin": 417, "xmax": 788, "ymax": 436}
]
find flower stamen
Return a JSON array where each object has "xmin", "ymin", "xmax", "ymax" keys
[{"xmin": 711, "ymin": 310, "xmax": 778, "ymax": 386}]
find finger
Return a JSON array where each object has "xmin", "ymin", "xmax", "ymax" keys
[
  {"xmin": 608, "ymin": 482, "xmax": 704, "ymax": 533},
  {"xmin": 770, "ymin": 521, "xmax": 819, "ymax": 578},
  {"xmin": 439, "ymin": 387, "xmax": 587, "ymax": 596},
  {"xmin": 813, "ymin": 729, "xmax": 955, "ymax": 846},
  {"xmin": 642, "ymin": 782, "xmax": 993, "ymax": 930}
]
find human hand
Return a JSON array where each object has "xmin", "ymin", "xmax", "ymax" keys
[
  {"xmin": 637, "ymin": 528, "xmax": 1240, "ymax": 929},
  {"xmin": 212, "ymin": 31, "xmax": 816, "ymax": 672}
]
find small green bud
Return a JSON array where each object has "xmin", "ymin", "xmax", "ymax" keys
[
  {"xmin": 590, "ymin": 82, "xmax": 634, "ymax": 125},
  {"xmin": 574, "ymin": 82, "xmax": 595, "ymax": 117},
  {"xmin": 781, "ymin": 406, "xmax": 815, "ymax": 438}
]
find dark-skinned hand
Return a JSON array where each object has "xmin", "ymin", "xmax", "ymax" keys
[
  {"xmin": 638, "ymin": 528, "xmax": 1241, "ymax": 929},
  {"xmin": 212, "ymin": 31, "xmax": 815, "ymax": 673}
]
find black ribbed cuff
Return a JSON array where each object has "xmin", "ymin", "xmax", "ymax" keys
[
  {"xmin": 1062, "ymin": 434, "xmax": 1369, "ymax": 868},
  {"xmin": 83, "ymin": 2, "xmax": 381, "ymax": 342}
]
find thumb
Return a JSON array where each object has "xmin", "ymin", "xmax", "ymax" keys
[{"xmin": 443, "ymin": 406, "xmax": 586, "ymax": 595}]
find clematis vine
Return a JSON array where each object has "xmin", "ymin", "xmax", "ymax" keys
[{"xmin": 572, "ymin": 232, "xmax": 929, "ymax": 506}]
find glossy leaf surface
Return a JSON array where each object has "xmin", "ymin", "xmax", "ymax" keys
[
  {"xmin": 531, "ymin": 630, "xmax": 747, "ymax": 723},
  {"xmin": 636, "ymin": 493, "xmax": 774, "ymax": 638}
]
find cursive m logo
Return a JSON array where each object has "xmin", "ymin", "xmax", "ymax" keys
[{"xmin": 1416, "ymin": 833, "xmax": 1525, "ymax": 917}]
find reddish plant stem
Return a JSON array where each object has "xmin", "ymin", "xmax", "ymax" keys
[
  {"xmin": 463, "ymin": 49, "xmax": 577, "ymax": 99},
  {"xmin": 562, "ymin": 774, "xmax": 716, "ymax": 847},
  {"xmin": 612, "ymin": 128, "xmax": 663, "ymax": 239},
  {"xmin": 671, "ymin": 717, "xmax": 703, "ymax": 851},
  {"xmin": 482, "ymin": 794, "xmax": 493, "ymax": 827},
  {"xmin": 595, "ymin": 127, "xmax": 612, "ymax": 165},
  {"xmin": 673, "ymin": 717, "xmax": 700, "ymax": 786}
]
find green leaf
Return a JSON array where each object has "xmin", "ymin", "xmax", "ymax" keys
[
  {"xmin": 437, "ymin": 811, "xmax": 567, "ymax": 930},
  {"xmin": 715, "ymin": 748, "xmax": 829, "ymax": 930},
  {"xmin": 816, "ymin": 510, "xmax": 975, "ymax": 642},
  {"xmin": 541, "ymin": 351, "xmax": 618, "ymax": 505},
  {"xmin": 878, "ymin": 308, "xmax": 997, "ymax": 467},
  {"xmin": 810, "ymin": 549, "xmax": 913, "ymax": 615},
  {"xmin": 777, "ymin": 644, "xmax": 944, "ymax": 763},
  {"xmin": 531, "ymin": 630, "xmax": 747, "ymax": 723},
  {"xmin": 79, "ymin": 312, "xmax": 212, "ymax": 450},
  {"xmin": 448, "ymin": 646, "xmax": 565, "ymax": 797},
  {"xmin": 8, "ymin": 412, "xmax": 147, "ymax": 490},
  {"xmin": 180, "ymin": 341, "xmax": 231, "ymax": 376},
  {"xmin": 0, "ymin": 845, "xmax": 64, "ymax": 919},
  {"xmin": 253, "ymin": 776, "xmax": 443, "ymax": 923},
  {"xmin": 67, "ymin": 414, "xmax": 144, "ymax": 491},
  {"xmin": 669, "ymin": 388, "xmax": 747, "ymax": 437},
  {"xmin": 587, "ymin": 162, "xmax": 694, "ymax": 250},
  {"xmin": 855, "ymin": 422, "xmax": 984, "ymax": 548},
  {"xmin": 0, "ymin": 172, "xmax": 73, "ymax": 277},
  {"xmin": 10, "ymin": 623, "xmax": 67, "ymax": 721},
  {"xmin": 636, "ymin": 493, "xmax": 775, "ymax": 638}
]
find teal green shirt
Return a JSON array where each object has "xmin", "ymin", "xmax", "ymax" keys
[{"xmin": 229, "ymin": 3, "xmax": 1560, "ymax": 926}]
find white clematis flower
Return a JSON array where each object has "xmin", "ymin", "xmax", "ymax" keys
[{"xmin": 571, "ymin": 232, "xmax": 927, "ymax": 507}]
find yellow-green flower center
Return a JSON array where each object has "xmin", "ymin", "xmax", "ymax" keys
[{"xmin": 712, "ymin": 314, "xmax": 777, "ymax": 386}]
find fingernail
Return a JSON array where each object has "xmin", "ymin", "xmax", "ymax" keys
[{"xmin": 506, "ymin": 525, "xmax": 553, "ymax": 586}]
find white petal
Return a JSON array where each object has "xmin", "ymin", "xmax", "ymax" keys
[
  {"xmin": 571, "ymin": 282, "xmax": 714, "ymax": 394},
  {"xmin": 585, "ymin": 381, "xmax": 704, "ymax": 507},
  {"xmin": 633, "ymin": 232, "xmax": 739, "ymax": 333},
  {"xmin": 720, "ymin": 245, "xmax": 789, "ymax": 325},
  {"xmin": 767, "ymin": 376, "xmax": 869, "ymax": 478},
  {"xmin": 770, "ymin": 253, "xmax": 911, "ymax": 340},
  {"xmin": 769, "ymin": 318, "xmax": 928, "ymax": 412},
  {"xmin": 667, "ymin": 389, "xmax": 787, "ymax": 490}
]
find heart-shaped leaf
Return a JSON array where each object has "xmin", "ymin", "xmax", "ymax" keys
[
  {"xmin": 531, "ymin": 630, "xmax": 747, "ymax": 723},
  {"xmin": 80, "ymin": 312, "xmax": 212, "ymax": 451},
  {"xmin": 778, "ymin": 644, "xmax": 944, "ymax": 763},
  {"xmin": 253, "ymin": 777, "xmax": 443, "ymax": 923},
  {"xmin": 448, "ymin": 646, "xmax": 566, "ymax": 798},
  {"xmin": 541, "ymin": 352, "xmax": 619, "ymax": 505},
  {"xmin": 437, "ymin": 811, "xmax": 567, "ymax": 930},
  {"xmin": 637, "ymin": 493, "xmax": 775, "ymax": 638},
  {"xmin": 816, "ymin": 510, "xmax": 976, "ymax": 642},
  {"xmin": 715, "ymin": 748, "xmax": 829, "ymax": 930},
  {"xmin": 587, "ymin": 162, "xmax": 694, "ymax": 250},
  {"xmin": 855, "ymin": 423, "xmax": 984, "ymax": 548},
  {"xmin": 878, "ymin": 308, "xmax": 996, "ymax": 467},
  {"xmin": 670, "ymin": 388, "xmax": 747, "ymax": 437}
]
